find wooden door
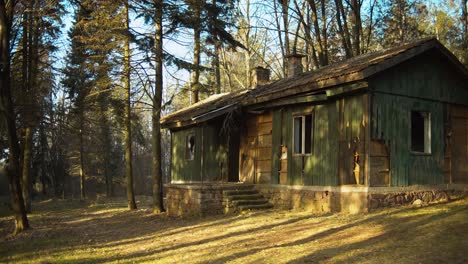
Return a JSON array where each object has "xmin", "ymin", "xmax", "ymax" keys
[
  {"xmin": 239, "ymin": 112, "xmax": 273, "ymax": 183},
  {"xmin": 450, "ymin": 106, "xmax": 468, "ymax": 183}
]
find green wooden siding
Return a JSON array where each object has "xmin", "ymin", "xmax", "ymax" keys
[
  {"xmin": 201, "ymin": 124, "xmax": 228, "ymax": 181},
  {"xmin": 269, "ymin": 94, "xmax": 367, "ymax": 186},
  {"xmin": 371, "ymin": 94, "xmax": 445, "ymax": 186},
  {"xmin": 170, "ymin": 120, "xmax": 228, "ymax": 182},
  {"xmin": 171, "ymin": 128, "xmax": 201, "ymax": 182},
  {"xmin": 371, "ymin": 51, "xmax": 468, "ymax": 105},
  {"xmin": 369, "ymin": 51, "xmax": 467, "ymax": 186},
  {"xmin": 304, "ymin": 102, "xmax": 340, "ymax": 186}
]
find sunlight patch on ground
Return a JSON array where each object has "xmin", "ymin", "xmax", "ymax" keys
[{"xmin": 1, "ymin": 196, "xmax": 467, "ymax": 263}]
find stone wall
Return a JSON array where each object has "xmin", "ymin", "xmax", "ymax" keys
[
  {"xmin": 164, "ymin": 183, "xmax": 242, "ymax": 217},
  {"xmin": 367, "ymin": 187, "xmax": 466, "ymax": 211},
  {"xmin": 254, "ymin": 185, "xmax": 369, "ymax": 214},
  {"xmin": 165, "ymin": 183, "xmax": 467, "ymax": 216},
  {"xmin": 255, "ymin": 184, "xmax": 467, "ymax": 214}
]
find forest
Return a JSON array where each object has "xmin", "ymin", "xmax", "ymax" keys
[{"xmin": 0, "ymin": 0, "xmax": 467, "ymax": 237}]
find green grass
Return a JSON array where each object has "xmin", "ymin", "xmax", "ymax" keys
[{"xmin": 1, "ymin": 196, "xmax": 467, "ymax": 263}]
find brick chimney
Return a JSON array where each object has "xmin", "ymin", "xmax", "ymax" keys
[
  {"xmin": 286, "ymin": 53, "xmax": 305, "ymax": 78},
  {"xmin": 251, "ymin": 66, "xmax": 270, "ymax": 88}
]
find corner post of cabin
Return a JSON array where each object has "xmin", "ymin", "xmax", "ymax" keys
[{"xmin": 365, "ymin": 91, "xmax": 371, "ymax": 187}]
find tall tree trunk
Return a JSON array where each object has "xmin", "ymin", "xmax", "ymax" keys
[
  {"xmin": 22, "ymin": 0, "xmax": 38, "ymax": 210},
  {"xmin": 273, "ymin": 0, "xmax": 287, "ymax": 76},
  {"xmin": 307, "ymin": 0, "xmax": 328, "ymax": 66},
  {"xmin": 153, "ymin": 0, "xmax": 164, "ymax": 213},
  {"xmin": 335, "ymin": 0, "xmax": 353, "ymax": 58},
  {"xmin": 293, "ymin": 0, "xmax": 319, "ymax": 68},
  {"xmin": 20, "ymin": 3, "xmax": 32, "ymax": 212},
  {"xmin": 350, "ymin": 0, "xmax": 361, "ymax": 55},
  {"xmin": 21, "ymin": 127, "xmax": 33, "ymax": 212},
  {"xmin": 124, "ymin": 0, "xmax": 137, "ymax": 210},
  {"xmin": 0, "ymin": 0, "xmax": 30, "ymax": 234},
  {"xmin": 211, "ymin": 0, "xmax": 221, "ymax": 94},
  {"xmin": 281, "ymin": 0, "xmax": 290, "ymax": 57},
  {"xmin": 191, "ymin": 0, "xmax": 202, "ymax": 103}
]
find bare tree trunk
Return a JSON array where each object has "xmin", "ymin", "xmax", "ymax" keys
[
  {"xmin": 124, "ymin": 0, "xmax": 137, "ymax": 210},
  {"xmin": 281, "ymin": 0, "xmax": 290, "ymax": 56},
  {"xmin": 20, "ymin": 4, "xmax": 32, "ymax": 212},
  {"xmin": 210, "ymin": 0, "xmax": 221, "ymax": 94},
  {"xmin": 335, "ymin": 0, "xmax": 353, "ymax": 58},
  {"xmin": 153, "ymin": 0, "xmax": 165, "ymax": 213},
  {"xmin": 21, "ymin": 127, "xmax": 33, "ymax": 212},
  {"xmin": 364, "ymin": 0, "xmax": 377, "ymax": 53},
  {"xmin": 0, "ymin": 0, "xmax": 30, "ymax": 234},
  {"xmin": 293, "ymin": 0, "xmax": 319, "ymax": 68},
  {"xmin": 350, "ymin": 0, "xmax": 362, "ymax": 55},
  {"xmin": 273, "ymin": 0, "xmax": 287, "ymax": 77},
  {"xmin": 191, "ymin": 0, "xmax": 202, "ymax": 103},
  {"xmin": 307, "ymin": 0, "xmax": 328, "ymax": 66}
]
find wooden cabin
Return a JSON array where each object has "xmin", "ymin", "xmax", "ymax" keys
[{"xmin": 161, "ymin": 38, "xmax": 468, "ymax": 216}]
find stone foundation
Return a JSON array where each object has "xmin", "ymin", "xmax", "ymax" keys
[
  {"xmin": 255, "ymin": 184, "xmax": 467, "ymax": 214},
  {"xmin": 165, "ymin": 183, "xmax": 467, "ymax": 216},
  {"xmin": 164, "ymin": 182, "xmax": 248, "ymax": 217},
  {"xmin": 367, "ymin": 187, "xmax": 465, "ymax": 211}
]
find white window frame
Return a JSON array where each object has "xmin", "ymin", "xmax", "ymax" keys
[{"xmin": 293, "ymin": 114, "xmax": 313, "ymax": 155}]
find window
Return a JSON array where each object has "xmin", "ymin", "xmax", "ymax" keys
[
  {"xmin": 411, "ymin": 111, "xmax": 431, "ymax": 154},
  {"xmin": 186, "ymin": 134, "xmax": 195, "ymax": 160},
  {"xmin": 293, "ymin": 114, "xmax": 313, "ymax": 154}
]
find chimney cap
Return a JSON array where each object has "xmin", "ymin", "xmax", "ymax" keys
[{"xmin": 251, "ymin": 66, "xmax": 270, "ymax": 88}]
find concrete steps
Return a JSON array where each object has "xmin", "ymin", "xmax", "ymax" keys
[{"xmin": 223, "ymin": 185, "xmax": 273, "ymax": 213}]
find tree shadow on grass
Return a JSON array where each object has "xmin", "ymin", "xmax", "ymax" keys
[
  {"xmin": 0, "ymin": 198, "xmax": 300, "ymax": 262},
  {"xmin": 204, "ymin": 201, "xmax": 468, "ymax": 264},
  {"xmin": 70, "ymin": 214, "xmax": 313, "ymax": 263},
  {"xmin": 1, "ymin": 198, "xmax": 466, "ymax": 263},
  {"xmin": 286, "ymin": 202, "xmax": 468, "ymax": 264}
]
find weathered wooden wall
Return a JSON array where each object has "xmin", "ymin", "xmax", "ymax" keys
[
  {"xmin": 268, "ymin": 93, "xmax": 368, "ymax": 187},
  {"xmin": 370, "ymin": 50, "xmax": 468, "ymax": 186},
  {"xmin": 171, "ymin": 127, "xmax": 201, "ymax": 182},
  {"xmin": 171, "ymin": 120, "xmax": 228, "ymax": 183},
  {"xmin": 446, "ymin": 105, "xmax": 468, "ymax": 184},
  {"xmin": 239, "ymin": 112, "xmax": 273, "ymax": 183}
]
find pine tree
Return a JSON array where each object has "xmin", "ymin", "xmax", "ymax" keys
[{"xmin": 0, "ymin": 0, "xmax": 30, "ymax": 235}]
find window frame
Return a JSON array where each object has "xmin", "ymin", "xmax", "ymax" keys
[
  {"xmin": 410, "ymin": 110, "xmax": 431, "ymax": 155},
  {"xmin": 292, "ymin": 111, "xmax": 314, "ymax": 156}
]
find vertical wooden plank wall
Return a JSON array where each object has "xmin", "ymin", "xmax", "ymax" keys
[
  {"xmin": 239, "ymin": 112, "xmax": 273, "ymax": 183},
  {"xmin": 368, "ymin": 51, "xmax": 468, "ymax": 186},
  {"xmin": 202, "ymin": 123, "xmax": 228, "ymax": 182},
  {"xmin": 447, "ymin": 105, "xmax": 468, "ymax": 183},
  {"xmin": 170, "ymin": 128, "xmax": 201, "ymax": 182}
]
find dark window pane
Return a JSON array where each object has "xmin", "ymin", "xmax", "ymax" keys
[{"xmin": 411, "ymin": 111, "xmax": 424, "ymax": 152}]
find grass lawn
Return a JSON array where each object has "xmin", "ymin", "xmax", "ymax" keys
[{"xmin": 0, "ymin": 196, "xmax": 467, "ymax": 263}]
